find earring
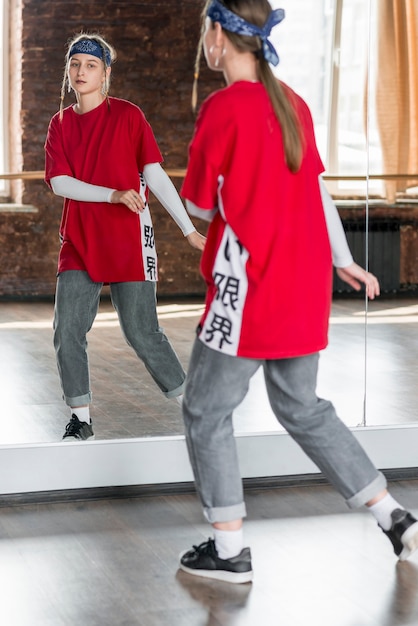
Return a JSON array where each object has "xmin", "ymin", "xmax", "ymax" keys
[
  {"xmin": 216, "ymin": 48, "xmax": 226, "ymax": 68},
  {"xmin": 209, "ymin": 44, "xmax": 226, "ymax": 68}
]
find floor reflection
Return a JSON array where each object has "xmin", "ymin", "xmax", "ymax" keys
[
  {"xmin": 382, "ymin": 561, "xmax": 418, "ymax": 626},
  {"xmin": 0, "ymin": 297, "xmax": 417, "ymax": 445},
  {"xmin": 175, "ymin": 569, "xmax": 252, "ymax": 626}
]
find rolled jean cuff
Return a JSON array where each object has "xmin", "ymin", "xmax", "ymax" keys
[
  {"xmin": 164, "ymin": 382, "xmax": 185, "ymax": 399},
  {"xmin": 204, "ymin": 502, "xmax": 247, "ymax": 524},
  {"xmin": 64, "ymin": 391, "xmax": 92, "ymax": 408},
  {"xmin": 345, "ymin": 471, "xmax": 387, "ymax": 509}
]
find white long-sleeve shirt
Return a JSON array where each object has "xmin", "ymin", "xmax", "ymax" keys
[
  {"xmin": 186, "ymin": 176, "xmax": 353, "ymax": 268},
  {"xmin": 50, "ymin": 162, "xmax": 196, "ymax": 237}
]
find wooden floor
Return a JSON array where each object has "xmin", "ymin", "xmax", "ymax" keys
[
  {"xmin": 1, "ymin": 480, "xmax": 418, "ymax": 625},
  {"xmin": 1, "ymin": 295, "xmax": 418, "ymax": 444},
  {"xmin": 1, "ymin": 296, "xmax": 418, "ymax": 624}
]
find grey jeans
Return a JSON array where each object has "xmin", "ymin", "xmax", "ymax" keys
[
  {"xmin": 183, "ymin": 339, "xmax": 386, "ymax": 524},
  {"xmin": 53, "ymin": 270, "xmax": 185, "ymax": 406}
]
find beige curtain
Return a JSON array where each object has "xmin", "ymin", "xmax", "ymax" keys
[{"xmin": 375, "ymin": 0, "xmax": 418, "ymax": 201}]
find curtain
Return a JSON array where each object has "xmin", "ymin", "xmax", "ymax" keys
[{"xmin": 375, "ymin": 0, "xmax": 418, "ymax": 201}]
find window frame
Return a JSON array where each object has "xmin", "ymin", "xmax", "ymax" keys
[{"xmin": 0, "ymin": 0, "xmax": 9, "ymax": 197}]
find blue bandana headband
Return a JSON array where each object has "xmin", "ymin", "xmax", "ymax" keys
[
  {"xmin": 69, "ymin": 39, "xmax": 112, "ymax": 66},
  {"xmin": 206, "ymin": 0, "xmax": 284, "ymax": 66}
]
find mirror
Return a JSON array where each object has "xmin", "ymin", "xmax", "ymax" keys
[
  {"xmin": 0, "ymin": 299, "xmax": 206, "ymax": 444},
  {"xmin": 1, "ymin": 0, "xmax": 418, "ymax": 486}
]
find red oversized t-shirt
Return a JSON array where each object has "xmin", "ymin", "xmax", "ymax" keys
[
  {"xmin": 44, "ymin": 97, "xmax": 162, "ymax": 283},
  {"xmin": 181, "ymin": 81, "xmax": 333, "ymax": 359}
]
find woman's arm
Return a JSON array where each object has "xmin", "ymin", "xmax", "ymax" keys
[
  {"xmin": 320, "ymin": 177, "xmax": 379, "ymax": 299},
  {"xmin": 51, "ymin": 169, "xmax": 206, "ymax": 251},
  {"xmin": 185, "ymin": 199, "xmax": 218, "ymax": 223},
  {"xmin": 319, "ymin": 177, "xmax": 353, "ymax": 268},
  {"xmin": 51, "ymin": 175, "xmax": 146, "ymax": 214},
  {"xmin": 50, "ymin": 175, "xmax": 115, "ymax": 203},
  {"xmin": 143, "ymin": 163, "xmax": 206, "ymax": 250}
]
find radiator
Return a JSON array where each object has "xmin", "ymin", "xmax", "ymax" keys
[{"xmin": 333, "ymin": 220, "xmax": 400, "ymax": 294}]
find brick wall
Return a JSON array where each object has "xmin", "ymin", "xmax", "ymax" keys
[{"xmin": 1, "ymin": 0, "xmax": 222, "ymax": 299}]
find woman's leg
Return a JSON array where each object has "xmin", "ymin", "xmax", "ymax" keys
[
  {"xmin": 179, "ymin": 340, "xmax": 259, "ymax": 583},
  {"xmin": 54, "ymin": 270, "xmax": 102, "ymax": 407},
  {"xmin": 183, "ymin": 339, "xmax": 260, "ymax": 524},
  {"xmin": 263, "ymin": 354, "xmax": 418, "ymax": 560},
  {"xmin": 110, "ymin": 281, "xmax": 185, "ymax": 397},
  {"xmin": 263, "ymin": 353, "xmax": 386, "ymax": 507}
]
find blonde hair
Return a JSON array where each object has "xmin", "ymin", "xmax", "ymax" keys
[
  {"xmin": 193, "ymin": 0, "xmax": 303, "ymax": 173},
  {"xmin": 59, "ymin": 32, "xmax": 116, "ymax": 121}
]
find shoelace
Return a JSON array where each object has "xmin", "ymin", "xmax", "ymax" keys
[
  {"xmin": 64, "ymin": 416, "xmax": 81, "ymax": 436},
  {"xmin": 192, "ymin": 538, "xmax": 217, "ymax": 556}
]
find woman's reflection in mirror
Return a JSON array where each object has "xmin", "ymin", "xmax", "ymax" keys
[{"xmin": 44, "ymin": 33, "xmax": 206, "ymax": 442}]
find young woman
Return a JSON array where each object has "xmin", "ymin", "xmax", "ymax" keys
[
  {"xmin": 178, "ymin": 0, "xmax": 418, "ymax": 584},
  {"xmin": 44, "ymin": 33, "xmax": 205, "ymax": 441}
]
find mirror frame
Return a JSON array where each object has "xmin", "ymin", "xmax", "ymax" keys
[
  {"xmin": 1, "ymin": 425, "xmax": 418, "ymax": 495},
  {"xmin": 3, "ymin": 0, "xmax": 418, "ymax": 497}
]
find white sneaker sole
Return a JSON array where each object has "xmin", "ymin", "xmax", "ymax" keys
[
  {"xmin": 399, "ymin": 521, "xmax": 418, "ymax": 561},
  {"xmin": 62, "ymin": 434, "xmax": 95, "ymax": 442},
  {"xmin": 179, "ymin": 558, "xmax": 253, "ymax": 584}
]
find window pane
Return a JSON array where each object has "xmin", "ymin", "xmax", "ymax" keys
[
  {"xmin": 269, "ymin": 0, "xmax": 383, "ymax": 196},
  {"xmin": 270, "ymin": 0, "xmax": 333, "ymax": 162},
  {"xmin": 337, "ymin": 0, "xmax": 382, "ymax": 194}
]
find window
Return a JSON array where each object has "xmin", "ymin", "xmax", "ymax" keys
[{"xmin": 270, "ymin": 0, "xmax": 383, "ymax": 197}]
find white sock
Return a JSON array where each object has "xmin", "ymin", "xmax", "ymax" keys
[
  {"xmin": 214, "ymin": 527, "xmax": 244, "ymax": 560},
  {"xmin": 368, "ymin": 494, "xmax": 404, "ymax": 530},
  {"xmin": 71, "ymin": 406, "xmax": 91, "ymax": 424}
]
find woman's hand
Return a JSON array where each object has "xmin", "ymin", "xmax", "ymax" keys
[
  {"xmin": 186, "ymin": 230, "xmax": 206, "ymax": 251},
  {"xmin": 336, "ymin": 263, "xmax": 380, "ymax": 300},
  {"xmin": 110, "ymin": 189, "xmax": 146, "ymax": 214}
]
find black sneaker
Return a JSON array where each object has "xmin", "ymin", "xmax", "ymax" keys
[
  {"xmin": 179, "ymin": 538, "xmax": 253, "ymax": 584},
  {"xmin": 62, "ymin": 414, "xmax": 94, "ymax": 441},
  {"xmin": 381, "ymin": 508, "xmax": 418, "ymax": 561}
]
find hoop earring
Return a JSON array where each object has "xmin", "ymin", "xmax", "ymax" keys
[{"xmin": 209, "ymin": 44, "xmax": 226, "ymax": 68}]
